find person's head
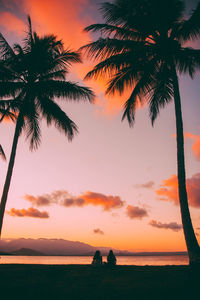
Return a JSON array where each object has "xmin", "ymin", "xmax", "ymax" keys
[{"xmin": 94, "ymin": 250, "xmax": 101, "ymax": 258}]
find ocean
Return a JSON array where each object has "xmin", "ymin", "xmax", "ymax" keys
[{"xmin": 0, "ymin": 255, "xmax": 189, "ymax": 265}]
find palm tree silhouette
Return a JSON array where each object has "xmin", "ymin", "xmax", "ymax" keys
[
  {"xmin": 81, "ymin": 0, "xmax": 200, "ymax": 265},
  {"xmin": 0, "ymin": 16, "xmax": 94, "ymax": 236}
]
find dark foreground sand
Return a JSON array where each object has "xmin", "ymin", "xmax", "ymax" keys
[{"xmin": 0, "ymin": 264, "xmax": 198, "ymax": 300}]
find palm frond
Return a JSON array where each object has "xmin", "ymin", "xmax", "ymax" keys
[
  {"xmin": 39, "ymin": 70, "xmax": 67, "ymax": 81},
  {"xmin": 122, "ymin": 73, "xmax": 153, "ymax": 126},
  {"xmin": 84, "ymin": 23, "xmax": 141, "ymax": 40},
  {"xmin": 80, "ymin": 37, "xmax": 143, "ymax": 60},
  {"xmin": 149, "ymin": 64, "xmax": 174, "ymax": 125},
  {"xmin": 0, "ymin": 107, "xmax": 16, "ymax": 122},
  {"xmin": 38, "ymin": 97, "xmax": 78, "ymax": 141},
  {"xmin": 84, "ymin": 52, "xmax": 134, "ymax": 80},
  {"xmin": 23, "ymin": 15, "xmax": 34, "ymax": 52},
  {"xmin": 35, "ymin": 80, "xmax": 95, "ymax": 102},
  {"xmin": 24, "ymin": 101, "xmax": 41, "ymax": 151},
  {"xmin": 175, "ymin": 2, "xmax": 200, "ymax": 42},
  {"xmin": 175, "ymin": 48, "xmax": 200, "ymax": 78},
  {"xmin": 106, "ymin": 67, "xmax": 137, "ymax": 95},
  {"xmin": 0, "ymin": 33, "xmax": 15, "ymax": 60},
  {"xmin": 0, "ymin": 144, "xmax": 6, "ymax": 161},
  {"xmin": 0, "ymin": 82, "xmax": 24, "ymax": 98}
]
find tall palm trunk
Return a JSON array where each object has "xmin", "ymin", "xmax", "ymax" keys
[
  {"xmin": 172, "ymin": 64, "xmax": 200, "ymax": 265},
  {"xmin": 0, "ymin": 114, "xmax": 23, "ymax": 237}
]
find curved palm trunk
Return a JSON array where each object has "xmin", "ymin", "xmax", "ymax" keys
[
  {"xmin": 172, "ymin": 65, "xmax": 200, "ymax": 265},
  {"xmin": 0, "ymin": 114, "xmax": 23, "ymax": 237}
]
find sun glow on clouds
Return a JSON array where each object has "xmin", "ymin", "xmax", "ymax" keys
[
  {"xmin": 0, "ymin": 0, "xmax": 146, "ymax": 117},
  {"xmin": 24, "ymin": 190, "xmax": 125, "ymax": 211},
  {"xmin": 184, "ymin": 132, "xmax": 200, "ymax": 161},
  {"xmin": 156, "ymin": 173, "xmax": 200, "ymax": 207},
  {"xmin": 21, "ymin": 0, "xmax": 91, "ymax": 49},
  {"xmin": 0, "ymin": 11, "xmax": 25, "ymax": 35}
]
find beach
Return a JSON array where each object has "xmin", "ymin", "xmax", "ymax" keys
[{"xmin": 0, "ymin": 264, "xmax": 198, "ymax": 300}]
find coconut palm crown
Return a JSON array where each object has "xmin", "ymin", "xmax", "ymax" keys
[
  {"xmin": 0, "ymin": 16, "xmax": 94, "ymax": 236},
  {"xmin": 81, "ymin": 0, "xmax": 200, "ymax": 265}
]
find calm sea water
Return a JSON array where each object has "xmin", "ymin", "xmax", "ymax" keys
[{"xmin": 0, "ymin": 255, "xmax": 189, "ymax": 266}]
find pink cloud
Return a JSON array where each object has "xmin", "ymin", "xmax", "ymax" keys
[
  {"xmin": 149, "ymin": 220, "xmax": 182, "ymax": 231},
  {"xmin": 134, "ymin": 181, "xmax": 154, "ymax": 189},
  {"xmin": 126, "ymin": 205, "xmax": 148, "ymax": 219},
  {"xmin": 93, "ymin": 228, "xmax": 104, "ymax": 235}
]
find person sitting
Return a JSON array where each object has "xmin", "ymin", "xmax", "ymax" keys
[
  {"xmin": 92, "ymin": 250, "xmax": 103, "ymax": 265},
  {"xmin": 107, "ymin": 250, "xmax": 117, "ymax": 266}
]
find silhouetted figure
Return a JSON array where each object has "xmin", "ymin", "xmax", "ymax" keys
[
  {"xmin": 107, "ymin": 250, "xmax": 116, "ymax": 266},
  {"xmin": 92, "ymin": 250, "xmax": 102, "ymax": 265}
]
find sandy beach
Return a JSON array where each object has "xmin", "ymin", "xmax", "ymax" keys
[{"xmin": 0, "ymin": 264, "xmax": 198, "ymax": 300}]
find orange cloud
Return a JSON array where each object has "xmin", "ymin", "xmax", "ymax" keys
[
  {"xmin": 0, "ymin": 0, "xmax": 145, "ymax": 116},
  {"xmin": 21, "ymin": 0, "xmax": 91, "ymax": 49},
  {"xmin": 126, "ymin": 205, "xmax": 148, "ymax": 219},
  {"xmin": 21, "ymin": 0, "xmax": 127, "ymax": 116},
  {"xmin": 172, "ymin": 132, "xmax": 200, "ymax": 161},
  {"xmin": 80, "ymin": 191, "xmax": 124, "ymax": 210},
  {"xmin": 24, "ymin": 190, "xmax": 125, "ymax": 211},
  {"xmin": 7, "ymin": 207, "xmax": 49, "ymax": 218},
  {"xmin": 184, "ymin": 132, "xmax": 200, "ymax": 161},
  {"xmin": 156, "ymin": 173, "xmax": 200, "ymax": 207},
  {"xmin": 149, "ymin": 220, "xmax": 182, "ymax": 231},
  {"xmin": 0, "ymin": 11, "xmax": 25, "ymax": 35}
]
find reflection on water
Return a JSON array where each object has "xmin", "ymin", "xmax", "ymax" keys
[{"xmin": 0, "ymin": 255, "xmax": 189, "ymax": 265}]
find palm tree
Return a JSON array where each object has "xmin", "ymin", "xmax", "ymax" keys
[
  {"xmin": 81, "ymin": 0, "xmax": 200, "ymax": 265},
  {"xmin": 0, "ymin": 17, "xmax": 94, "ymax": 236}
]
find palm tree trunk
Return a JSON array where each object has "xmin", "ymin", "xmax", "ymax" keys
[
  {"xmin": 172, "ymin": 64, "xmax": 200, "ymax": 265},
  {"xmin": 0, "ymin": 114, "xmax": 23, "ymax": 237}
]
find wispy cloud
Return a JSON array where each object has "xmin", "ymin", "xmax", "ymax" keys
[
  {"xmin": 7, "ymin": 207, "xmax": 49, "ymax": 218},
  {"xmin": 126, "ymin": 205, "xmax": 148, "ymax": 219},
  {"xmin": 156, "ymin": 173, "xmax": 200, "ymax": 207},
  {"xmin": 134, "ymin": 181, "xmax": 154, "ymax": 189},
  {"xmin": 24, "ymin": 194, "xmax": 52, "ymax": 206},
  {"xmin": 149, "ymin": 220, "xmax": 182, "ymax": 232},
  {"xmin": 24, "ymin": 190, "xmax": 125, "ymax": 211},
  {"xmin": 93, "ymin": 228, "xmax": 104, "ymax": 235}
]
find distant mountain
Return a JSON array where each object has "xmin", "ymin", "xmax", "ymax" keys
[
  {"xmin": 11, "ymin": 248, "xmax": 45, "ymax": 256},
  {"xmin": 0, "ymin": 238, "xmax": 187, "ymax": 256},
  {"xmin": 0, "ymin": 238, "xmax": 114, "ymax": 256}
]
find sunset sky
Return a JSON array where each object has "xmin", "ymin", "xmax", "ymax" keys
[{"xmin": 0, "ymin": 0, "xmax": 200, "ymax": 252}]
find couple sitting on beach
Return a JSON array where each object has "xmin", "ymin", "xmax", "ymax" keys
[{"xmin": 92, "ymin": 250, "xmax": 116, "ymax": 266}]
